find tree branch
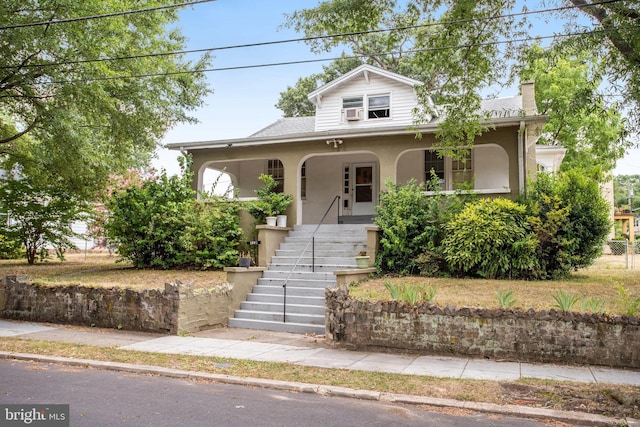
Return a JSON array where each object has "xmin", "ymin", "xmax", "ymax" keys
[
  {"xmin": 570, "ymin": 0, "xmax": 640, "ymax": 66},
  {"xmin": 0, "ymin": 118, "xmax": 38, "ymax": 145}
]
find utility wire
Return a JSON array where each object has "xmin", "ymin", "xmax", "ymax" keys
[
  {"xmin": 0, "ymin": 0, "xmax": 622, "ymax": 71},
  {"xmin": 0, "ymin": 0, "xmax": 217, "ymax": 31},
  {"xmin": 49, "ymin": 29, "xmax": 606, "ymax": 85}
]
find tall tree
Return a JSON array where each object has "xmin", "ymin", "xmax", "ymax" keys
[
  {"xmin": 520, "ymin": 45, "xmax": 628, "ymax": 181},
  {"xmin": 0, "ymin": 1, "xmax": 210, "ymax": 198},
  {"xmin": 282, "ymin": 0, "xmax": 639, "ymax": 153}
]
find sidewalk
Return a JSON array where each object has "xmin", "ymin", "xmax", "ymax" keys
[{"xmin": 1, "ymin": 319, "xmax": 639, "ymax": 386}]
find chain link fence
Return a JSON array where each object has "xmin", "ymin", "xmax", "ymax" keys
[{"xmin": 603, "ymin": 240, "xmax": 637, "ymax": 269}]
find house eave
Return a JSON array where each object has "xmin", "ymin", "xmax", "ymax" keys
[{"xmin": 167, "ymin": 114, "xmax": 546, "ymax": 152}]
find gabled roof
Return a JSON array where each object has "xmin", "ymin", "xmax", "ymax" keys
[{"xmin": 307, "ymin": 64, "xmax": 423, "ymax": 106}]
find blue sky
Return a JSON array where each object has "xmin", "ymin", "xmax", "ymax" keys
[{"xmin": 154, "ymin": 0, "xmax": 640, "ymax": 177}]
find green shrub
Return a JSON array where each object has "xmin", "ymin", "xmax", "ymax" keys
[
  {"xmin": 375, "ymin": 176, "xmax": 470, "ymax": 275},
  {"xmin": 526, "ymin": 170, "xmax": 610, "ymax": 278},
  {"xmin": 105, "ymin": 158, "xmax": 242, "ymax": 269},
  {"xmin": 0, "ymin": 233, "xmax": 23, "ymax": 259},
  {"xmin": 442, "ymin": 198, "xmax": 538, "ymax": 279}
]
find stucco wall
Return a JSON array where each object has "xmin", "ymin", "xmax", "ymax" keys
[{"xmin": 326, "ymin": 286, "xmax": 640, "ymax": 369}]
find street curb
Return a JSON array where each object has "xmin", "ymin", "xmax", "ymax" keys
[{"xmin": 1, "ymin": 351, "xmax": 637, "ymax": 427}]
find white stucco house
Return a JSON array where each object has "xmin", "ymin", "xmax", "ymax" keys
[{"xmin": 169, "ymin": 64, "xmax": 545, "ymax": 227}]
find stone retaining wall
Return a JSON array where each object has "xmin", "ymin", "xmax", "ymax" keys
[
  {"xmin": 0, "ymin": 271, "xmax": 260, "ymax": 335},
  {"xmin": 326, "ymin": 286, "xmax": 640, "ymax": 369}
]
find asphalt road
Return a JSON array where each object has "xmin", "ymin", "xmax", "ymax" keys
[{"xmin": 0, "ymin": 359, "xmax": 551, "ymax": 427}]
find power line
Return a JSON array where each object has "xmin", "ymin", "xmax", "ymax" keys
[
  {"xmin": 0, "ymin": 0, "xmax": 621, "ymax": 71},
  {"xmin": 0, "ymin": 0, "xmax": 217, "ymax": 31},
  {"xmin": 48, "ymin": 29, "xmax": 606, "ymax": 85}
]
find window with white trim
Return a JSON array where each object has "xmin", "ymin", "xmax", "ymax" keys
[
  {"xmin": 451, "ymin": 151, "xmax": 473, "ymax": 189},
  {"xmin": 368, "ymin": 95, "xmax": 390, "ymax": 119},
  {"xmin": 301, "ymin": 161, "xmax": 307, "ymax": 200},
  {"xmin": 267, "ymin": 159, "xmax": 284, "ymax": 193},
  {"xmin": 424, "ymin": 149, "xmax": 473, "ymax": 191},
  {"xmin": 343, "ymin": 97, "xmax": 363, "ymax": 109}
]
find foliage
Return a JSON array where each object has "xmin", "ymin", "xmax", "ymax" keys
[
  {"xmin": 247, "ymin": 174, "xmax": 293, "ymax": 224},
  {"xmin": 520, "ymin": 45, "xmax": 628, "ymax": 180},
  {"xmin": 0, "ymin": 0, "xmax": 210, "ymax": 201},
  {"xmin": 551, "ymin": 290, "xmax": 581, "ymax": 312},
  {"xmin": 613, "ymin": 175, "xmax": 640, "ymax": 209},
  {"xmin": 283, "ymin": 0, "xmax": 640, "ymax": 150},
  {"xmin": 374, "ymin": 177, "xmax": 470, "ymax": 275},
  {"xmin": 276, "ymin": 55, "xmax": 364, "ymax": 117},
  {"xmin": 615, "ymin": 285, "xmax": 640, "ymax": 317},
  {"xmin": 442, "ymin": 198, "xmax": 539, "ymax": 279},
  {"xmin": 580, "ymin": 297, "xmax": 605, "ymax": 315},
  {"xmin": 383, "ymin": 281, "xmax": 438, "ymax": 305},
  {"xmin": 0, "ymin": 175, "xmax": 86, "ymax": 264},
  {"xmin": 0, "ymin": 220, "xmax": 23, "ymax": 260},
  {"xmin": 525, "ymin": 170, "xmax": 611, "ymax": 278},
  {"xmin": 495, "ymin": 289, "xmax": 517, "ymax": 309},
  {"xmin": 104, "ymin": 158, "xmax": 242, "ymax": 269}
]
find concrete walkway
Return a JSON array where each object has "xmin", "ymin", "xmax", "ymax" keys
[{"xmin": 1, "ymin": 319, "xmax": 639, "ymax": 386}]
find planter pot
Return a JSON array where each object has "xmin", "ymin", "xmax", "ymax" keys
[
  {"xmin": 355, "ymin": 255, "xmax": 370, "ymax": 268},
  {"xmin": 276, "ymin": 215, "xmax": 287, "ymax": 227},
  {"xmin": 238, "ymin": 257, "xmax": 251, "ymax": 268},
  {"xmin": 265, "ymin": 216, "xmax": 277, "ymax": 227}
]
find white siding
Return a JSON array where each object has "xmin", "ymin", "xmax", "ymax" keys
[{"xmin": 314, "ymin": 73, "xmax": 418, "ymax": 132}]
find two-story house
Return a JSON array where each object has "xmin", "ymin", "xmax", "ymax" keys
[{"xmin": 170, "ymin": 64, "xmax": 544, "ymax": 227}]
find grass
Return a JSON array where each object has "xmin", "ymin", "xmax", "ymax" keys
[
  {"xmin": 1, "ymin": 253, "xmax": 640, "ymax": 418},
  {"xmin": 0, "ymin": 251, "xmax": 227, "ymax": 290},
  {"xmin": 351, "ymin": 257, "xmax": 640, "ymax": 316},
  {"xmin": 0, "ymin": 337, "xmax": 639, "ymax": 419}
]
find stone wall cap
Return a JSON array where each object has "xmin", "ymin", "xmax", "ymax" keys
[
  {"xmin": 333, "ymin": 268, "xmax": 376, "ymax": 275},
  {"xmin": 224, "ymin": 267, "xmax": 266, "ymax": 272}
]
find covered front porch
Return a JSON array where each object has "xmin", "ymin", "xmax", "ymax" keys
[{"xmin": 190, "ymin": 130, "xmax": 525, "ymax": 227}]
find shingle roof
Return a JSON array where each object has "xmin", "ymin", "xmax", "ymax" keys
[
  {"xmin": 249, "ymin": 116, "xmax": 315, "ymax": 138},
  {"xmin": 481, "ymin": 96, "xmax": 524, "ymax": 118},
  {"xmin": 248, "ymin": 96, "xmax": 524, "ymax": 139}
]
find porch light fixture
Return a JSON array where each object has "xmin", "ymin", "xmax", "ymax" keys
[{"xmin": 326, "ymin": 138, "xmax": 343, "ymax": 149}]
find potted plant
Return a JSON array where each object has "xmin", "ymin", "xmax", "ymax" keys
[
  {"xmin": 247, "ymin": 174, "xmax": 293, "ymax": 227},
  {"xmin": 238, "ymin": 251, "xmax": 252, "ymax": 267},
  {"xmin": 355, "ymin": 250, "xmax": 370, "ymax": 268}
]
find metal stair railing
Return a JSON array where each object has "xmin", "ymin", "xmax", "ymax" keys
[{"xmin": 282, "ymin": 195, "xmax": 340, "ymax": 323}]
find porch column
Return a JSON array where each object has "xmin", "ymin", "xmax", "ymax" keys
[
  {"xmin": 376, "ymin": 149, "xmax": 398, "ymax": 191},
  {"xmin": 280, "ymin": 158, "xmax": 299, "ymax": 226}
]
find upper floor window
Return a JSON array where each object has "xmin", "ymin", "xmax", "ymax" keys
[
  {"xmin": 425, "ymin": 149, "xmax": 473, "ymax": 191},
  {"xmin": 368, "ymin": 95, "xmax": 390, "ymax": 119},
  {"xmin": 342, "ymin": 94, "xmax": 390, "ymax": 121},
  {"xmin": 343, "ymin": 97, "xmax": 363, "ymax": 109}
]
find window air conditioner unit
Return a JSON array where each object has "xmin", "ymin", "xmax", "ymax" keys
[{"xmin": 345, "ymin": 108, "xmax": 362, "ymax": 121}]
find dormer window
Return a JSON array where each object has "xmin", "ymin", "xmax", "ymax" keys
[
  {"xmin": 342, "ymin": 94, "xmax": 390, "ymax": 122},
  {"xmin": 343, "ymin": 97, "xmax": 363, "ymax": 109},
  {"xmin": 368, "ymin": 95, "xmax": 390, "ymax": 119}
]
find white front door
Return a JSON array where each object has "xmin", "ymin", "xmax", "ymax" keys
[{"xmin": 352, "ymin": 163, "xmax": 376, "ymax": 215}]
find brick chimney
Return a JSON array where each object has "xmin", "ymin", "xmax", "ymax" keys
[{"xmin": 521, "ymin": 81, "xmax": 537, "ymax": 115}]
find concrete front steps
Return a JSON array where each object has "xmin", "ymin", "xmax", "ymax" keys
[{"xmin": 228, "ymin": 224, "xmax": 369, "ymax": 334}]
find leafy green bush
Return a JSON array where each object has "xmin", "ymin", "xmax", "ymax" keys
[
  {"xmin": 247, "ymin": 174, "xmax": 293, "ymax": 224},
  {"xmin": 105, "ymin": 159, "xmax": 242, "ymax": 269},
  {"xmin": 375, "ymin": 177, "xmax": 470, "ymax": 275},
  {"xmin": 442, "ymin": 198, "xmax": 538, "ymax": 279},
  {"xmin": 0, "ymin": 233, "xmax": 23, "ymax": 259},
  {"xmin": 0, "ymin": 177, "xmax": 85, "ymax": 264},
  {"xmin": 526, "ymin": 170, "xmax": 610, "ymax": 278}
]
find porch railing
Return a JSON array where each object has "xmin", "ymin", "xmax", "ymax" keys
[{"xmin": 282, "ymin": 195, "xmax": 341, "ymax": 323}]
